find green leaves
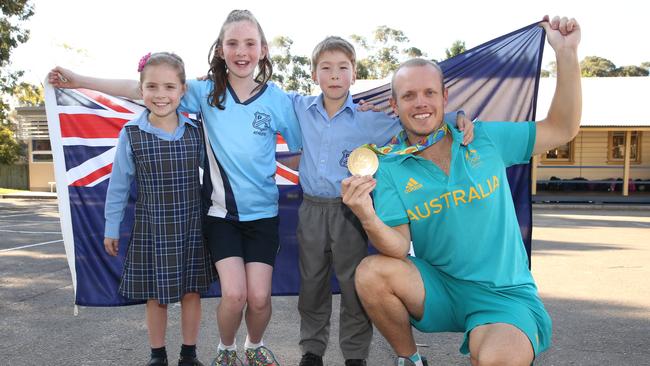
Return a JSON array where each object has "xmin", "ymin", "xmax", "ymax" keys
[
  {"xmin": 270, "ymin": 36, "xmax": 312, "ymax": 94},
  {"xmin": 0, "ymin": 124, "xmax": 21, "ymax": 164},
  {"xmin": 1, "ymin": 0, "xmax": 35, "ymax": 123},
  {"xmin": 580, "ymin": 56, "xmax": 649, "ymax": 77},
  {"xmin": 351, "ymin": 26, "xmax": 425, "ymax": 79}
]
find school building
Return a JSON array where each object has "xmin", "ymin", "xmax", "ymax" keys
[
  {"xmin": 13, "ymin": 77, "xmax": 650, "ymax": 200},
  {"xmin": 533, "ymin": 77, "xmax": 650, "ymax": 198},
  {"xmin": 13, "ymin": 106, "xmax": 54, "ymax": 192}
]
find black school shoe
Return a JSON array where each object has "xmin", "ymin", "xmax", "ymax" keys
[
  {"xmin": 345, "ymin": 360, "xmax": 367, "ymax": 366},
  {"xmin": 299, "ymin": 352, "xmax": 323, "ymax": 366},
  {"xmin": 146, "ymin": 356, "xmax": 168, "ymax": 366},
  {"xmin": 177, "ymin": 355, "xmax": 204, "ymax": 366}
]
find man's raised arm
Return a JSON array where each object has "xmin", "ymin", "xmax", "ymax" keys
[{"xmin": 534, "ymin": 15, "xmax": 582, "ymax": 155}]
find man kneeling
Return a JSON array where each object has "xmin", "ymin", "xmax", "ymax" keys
[{"xmin": 341, "ymin": 15, "xmax": 581, "ymax": 366}]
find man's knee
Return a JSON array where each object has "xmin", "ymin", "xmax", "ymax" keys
[
  {"xmin": 471, "ymin": 348, "xmax": 532, "ymax": 366},
  {"xmin": 469, "ymin": 326, "xmax": 534, "ymax": 366},
  {"xmin": 355, "ymin": 255, "xmax": 387, "ymax": 291}
]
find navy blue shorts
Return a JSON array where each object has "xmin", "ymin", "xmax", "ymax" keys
[{"xmin": 204, "ymin": 215, "xmax": 280, "ymax": 266}]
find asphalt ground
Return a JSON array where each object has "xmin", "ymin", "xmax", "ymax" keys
[{"xmin": 1, "ymin": 198, "xmax": 649, "ymax": 365}]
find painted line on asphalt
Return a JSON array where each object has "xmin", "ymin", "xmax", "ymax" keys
[
  {"xmin": 0, "ymin": 229, "xmax": 62, "ymax": 234},
  {"xmin": 0, "ymin": 213, "xmax": 45, "ymax": 219},
  {"xmin": 0, "ymin": 221, "xmax": 60, "ymax": 229},
  {"xmin": 0, "ymin": 239, "xmax": 64, "ymax": 253}
]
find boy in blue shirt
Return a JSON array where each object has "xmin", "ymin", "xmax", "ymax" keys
[
  {"xmin": 341, "ymin": 16, "xmax": 581, "ymax": 366},
  {"xmin": 292, "ymin": 37, "xmax": 473, "ymax": 366}
]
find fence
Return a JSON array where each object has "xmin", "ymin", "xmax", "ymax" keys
[{"xmin": 0, "ymin": 164, "xmax": 29, "ymax": 190}]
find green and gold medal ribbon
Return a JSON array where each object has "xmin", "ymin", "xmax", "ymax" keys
[
  {"xmin": 347, "ymin": 123, "xmax": 449, "ymax": 176},
  {"xmin": 365, "ymin": 123, "xmax": 449, "ymax": 156}
]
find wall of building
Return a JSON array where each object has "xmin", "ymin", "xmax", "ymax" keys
[
  {"xmin": 29, "ymin": 161, "xmax": 55, "ymax": 191},
  {"xmin": 537, "ymin": 130, "xmax": 650, "ymax": 181}
]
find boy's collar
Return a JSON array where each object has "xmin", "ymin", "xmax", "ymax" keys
[{"xmin": 308, "ymin": 93, "xmax": 355, "ymax": 115}]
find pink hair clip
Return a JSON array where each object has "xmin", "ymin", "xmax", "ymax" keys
[{"xmin": 137, "ymin": 52, "xmax": 152, "ymax": 72}]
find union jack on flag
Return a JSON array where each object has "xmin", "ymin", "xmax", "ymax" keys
[
  {"xmin": 45, "ymin": 86, "xmax": 302, "ymax": 306},
  {"xmin": 53, "ymin": 88, "xmax": 145, "ymax": 187}
]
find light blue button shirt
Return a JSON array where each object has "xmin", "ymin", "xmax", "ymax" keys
[
  {"xmin": 292, "ymin": 92, "xmax": 460, "ymax": 198},
  {"xmin": 104, "ymin": 111, "xmax": 198, "ymax": 239}
]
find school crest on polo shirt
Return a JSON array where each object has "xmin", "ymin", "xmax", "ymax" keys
[
  {"xmin": 339, "ymin": 149, "xmax": 352, "ymax": 168},
  {"xmin": 253, "ymin": 112, "xmax": 272, "ymax": 136}
]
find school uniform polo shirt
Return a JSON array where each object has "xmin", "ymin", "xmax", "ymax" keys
[
  {"xmin": 374, "ymin": 121, "xmax": 537, "ymax": 287},
  {"xmin": 291, "ymin": 93, "xmax": 401, "ymax": 198},
  {"xmin": 181, "ymin": 80, "xmax": 302, "ymax": 221}
]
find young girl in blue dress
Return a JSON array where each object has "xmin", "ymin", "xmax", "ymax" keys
[{"xmin": 102, "ymin": 52, "xmax": 216, "ymax": 366}]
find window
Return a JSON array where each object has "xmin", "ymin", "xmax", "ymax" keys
[
  {"xmin": 608, "ymin": 132, "xmax": 641, "ymax": 163},
  {"xmin": 32, "ymin": 139, "xmax": 51, "ymax": 151},
  {"xmin": 31, "ymin": 139, "xmax": 53, "ymax": 163},
  {"xmin": 32, "ymin": 154, "xmax": 53, "ymax": 162},
  {"xmin": 542, "ymin": 140, "xmax": 574, "ymax": 163}
]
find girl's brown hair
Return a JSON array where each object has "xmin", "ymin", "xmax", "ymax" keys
[
  {"xmin": 139, "ymin": 52, "xmax": 186, "ymax": 84},
  {"xmin": 207, "ymin": 10, "xmax": 273, "ymax": 110}
]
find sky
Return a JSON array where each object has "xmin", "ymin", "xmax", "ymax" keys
[{"xmin": 9, "ymin": 0, "xmax": 650, "ymax": 86}]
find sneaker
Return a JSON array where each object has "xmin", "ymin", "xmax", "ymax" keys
[
  {"xmin": 395, "ymin": 356, "xmax": 428, "ymax": 366},
  {"xmin": 344, "ymin": 360, "xmax": 366, "ymax": 366},
  {"xmin": 298, "ymin": 352, "xmax": 323, "ymax": 366},
  {"xmin": 211, "ymin": 349, "xmax": 243, "ymax": 366},
  {"xmin": 244, "ymin": 346, "xmax": 280, "ymax": 366},
  {"xmin": 147, "ymin": 356, "xmax": 168, "ymax": 366},
  {"xmin": 178, "ymin": 355, "xmax": 205, "ymax": 366}
]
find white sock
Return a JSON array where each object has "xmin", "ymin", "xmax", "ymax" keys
[
  {"xmin": 397, "ymin": 352, "xmax": 424, "ymax": 366},
  {"xmin": 244, "ymin": 335, "xmax": 263, "ymax": 350},
  {"xmin": 409, "ymin": 351, "xmax": 424, "ymax": 366},
  {"xmin": 217, "ymin": 341, "xmax": 236, "ymax": 351}
]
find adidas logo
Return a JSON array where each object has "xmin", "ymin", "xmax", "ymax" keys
[{"xmin": 405, "ymin": 178, "xmax": 423, "ymax": 193}]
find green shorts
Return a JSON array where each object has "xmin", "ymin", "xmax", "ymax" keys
[{"xmin": 408, "ymin": 256, "xmax": 552, "ymax": 356}]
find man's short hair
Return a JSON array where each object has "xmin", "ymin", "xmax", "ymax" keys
[
  {"xmin": 311, "ymin": 36, "xmax": 356, "ymax": 71},
  {"xmin": 391, "ymin": 58, "xmax": 445, "ymax": 99}
]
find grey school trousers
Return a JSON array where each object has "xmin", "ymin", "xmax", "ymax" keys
[{"xmin": 297, "ymin": 194, "xmax": 373, "ymax": 360}]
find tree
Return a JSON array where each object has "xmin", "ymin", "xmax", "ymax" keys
[
  {"xmin": 13, "ymin": 82, "xmax": 44, "ymax": 106},
  {"xmin": 270, "ymin": 36, "xmax": 312, "ymax": 94},
  {"xmin": 351, "ymin": 26, "xmax": 425, "ymax": 79},
  {"xmin": 614, "ymin": 65, "xmax": 649, "ymax": 77},
  {"xmin": 0, "ymin": 124, "xmax": 21, "ymax": 164},
  {"xmin": 445, "ymin": 40, "xmax": 466, "ymax": 60},
  {"xmin": 642, "ymin": 62, "xmax": 650, "ymax": 72},
  {"xmin": 403, "ymin": 47, "xmax": 424, "ymax": 58},
  {"xmin": 1, "ymin": 0, "xmax": 34, "ymax": 124},
  {"xmin": 580, "ymin": 56, "xmax": 616, "ymax": 77}
]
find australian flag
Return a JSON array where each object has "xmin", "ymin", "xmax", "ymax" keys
[{"xmin": 46, "ymin": 22, "xmax": 545, "ymax": 306}]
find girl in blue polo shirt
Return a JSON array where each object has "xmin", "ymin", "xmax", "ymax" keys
[
  {"xmin": 103, "ymin": 52, "xmax": 216, "ymax": 366},
  {"xmin": 49, "ymin": 10, "xmax": 300, "ymax": 366}
]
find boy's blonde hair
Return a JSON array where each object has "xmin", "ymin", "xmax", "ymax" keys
[{"xmin": 311, "ymin": 36, "xmax": 356, "ymax": 71}]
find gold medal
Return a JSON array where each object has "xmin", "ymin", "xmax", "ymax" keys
[{"xmin": 347, "ymin": 147, "xmax": 379, "ymax": 176}]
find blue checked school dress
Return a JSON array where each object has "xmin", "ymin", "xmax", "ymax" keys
[{"xmin": 119, "ymin": 122, "xmax": 216, "ymax": 304}]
